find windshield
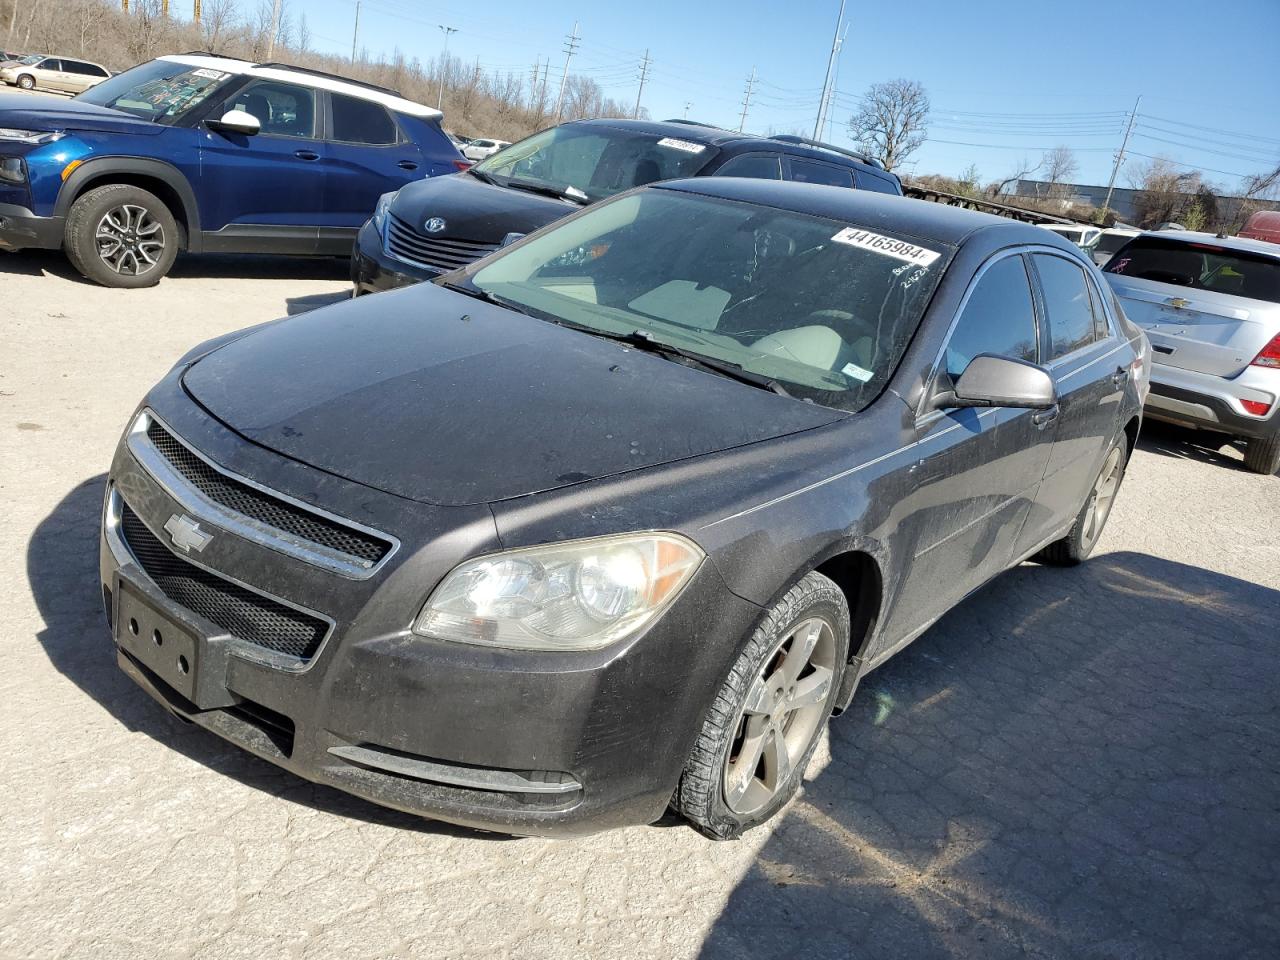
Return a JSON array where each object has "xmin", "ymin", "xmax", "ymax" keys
[
  {"xmin": 1105, "ymin": 236, "xmax": 1280, "ymax": 303},
  {"xmin": 466, "ymin": 189, "xmax": 950, "ymax": 410},
  {"xmin": 472, "ymin": 124, "xmax": 717, "ymax": 203},
  {"xmin": 19, "ymin": 55, "xmax": 43, "ymax": 66},
  {"xmin": 75, "ymin": 59, "xmax": 233, "ymax": 124}
]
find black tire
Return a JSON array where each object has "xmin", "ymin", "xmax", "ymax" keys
[
  {"xmin": 64, "ymin": 183, "xmax": 178, "ymax": 288},
  {"xmin": 673, "ymin": 571, "xmax": 849, "ymax": 840},
  {"xmin": 1243, "ymin": 433, "xmax": 1280, "ymax": 476},
  {"xmin": 17, "ymin": 74, "xmax": 34, "ymax": 90},
  {"xmin": 1036, "ymin": 437, "xmax": 1128, "ymax": 566}
]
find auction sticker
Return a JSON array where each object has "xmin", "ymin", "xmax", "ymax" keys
[
  {"xmin": 192, "ymin": 69, "xmax": 229, "ymax": 80},
  {"xmin": 831, "ymin": 228, "xmax": 940, "ymax": 267},
  {"xmin": 656, "ymin": 137, "xmax": 705, "ymax": 153}
]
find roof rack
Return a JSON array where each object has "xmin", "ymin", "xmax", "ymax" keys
[
  {"xmin": 254, "ymin": 62, "xmax": 404, "ymax": 98},
  {"xmin": 769, "ymin": 135, "xmax": 884, "ymax": 169}
]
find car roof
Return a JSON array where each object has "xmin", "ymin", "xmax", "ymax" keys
[
  {"xmin": 159, "ymin": 54, "xmax": 441, "ymax": 119},
  {"xmin": 655, "ymin": 176, "xmax": 1055, "ymax": 247},
  {"xmin": 1133, "ymin": 229, "xmax": 1280, "ymax": 259}
]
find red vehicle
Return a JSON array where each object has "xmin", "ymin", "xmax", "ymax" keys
[{"xmin": 1240, "ymin": 211, "xmax": 1280, "ymax": 245}]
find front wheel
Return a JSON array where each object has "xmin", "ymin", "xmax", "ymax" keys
[
  {"xmin": 64, "ymin": 183, "xmax": 178, "ymax": 288},
  {"xmin": 17, "ymin": 74, "xmax": 35, "ymax": 90},
  {"xmin": 673, "ymin": 571, "xmax": 849, "ymax": 839},
  {"xmin": 1037, "ymin": 438, "xmax": 1127, "ymax": 566}
]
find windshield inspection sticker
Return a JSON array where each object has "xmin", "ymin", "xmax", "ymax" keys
[
  {"xmin": 656, "ymin": 137, "xmax": 705, "ymax": 153},
  {"xmin": 831, "ymin": 228, "xmax": 941, "ymax": 267},
  {"xmin": 191, "ymin": 69, "xmax": 229, "ymax": 80},
  {"xmin": 841, "ymin": 361, "xmax": 874, "ymax": 382}
]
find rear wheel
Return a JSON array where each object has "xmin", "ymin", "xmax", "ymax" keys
[
  {"xmin": 17, "ymin": 74, "xmax": 35, "ymax": 90},
  {"xmin": 673, "ymin": 571, "xmax": 849, "ymax": 840},
  {"xmin": 1037, "ymin": 439, "xmax": 1127, "ymax": 566},
  {"xmin": 65, "ymin": 184, "xmax": 178, "ymax": 288},
  {"xmin": 1243, "ymin": 433, "xmax": 1280, "ymax": 475}
]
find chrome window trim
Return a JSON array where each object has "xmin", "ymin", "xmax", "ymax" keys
[
  {"xmin": 105, "ymin": 485, "xmax": 336, "ymax": 673},
  {"xmin": 128, "ymin": 409, "xmax": 400, "ymax": 580}
]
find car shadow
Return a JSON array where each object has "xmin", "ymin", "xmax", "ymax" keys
[
  {"xmin": 26, "ymin": 474, "xmax": 512, "ymax": 841},
  {"xmin": 1136, "ymin": 418, "xmax": 1252, "ymax": 472},
  {"xmin": 0, "ymin": 250, "xmax": 348, "ymax": 284},
  {"xmin": 701, "ymin": 553, "xmax": 1280, "ymax": 959}
]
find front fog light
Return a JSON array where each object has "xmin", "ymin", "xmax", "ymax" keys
[
  {"xmin": 413, "ymin": 533, "xmax": 703, "ymax": 651},
  {"xmin": 0, "ymin": 157, "xmax": 25, "ymax": 184}
]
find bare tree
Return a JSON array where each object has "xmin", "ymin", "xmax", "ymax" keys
[
  {"xmin": 1042, "ymin": 145, "xmax": 1078, "ymax": 199},
  {"xmin": 846, "ymin": 78, "xmax": 929, "ymax": 172},
  {"xmin": 1130, "ymin": 157, "xmax": 1201, "ymax": 228},
  {"xmin": 200, "ymin": 0, "xmax": 239, "ymax": 52},
  {"xmin": 987, "ymin": 157, "xmax": 1041, "ymax": 199}
]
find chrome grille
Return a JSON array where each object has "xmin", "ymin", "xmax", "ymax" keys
[{"xmin": 384, "ymin": 214, "xmax": 499, "ymax": 272}]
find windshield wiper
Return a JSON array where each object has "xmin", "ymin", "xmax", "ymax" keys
[
  {"xmin": 434, "ymin": 280, "xmax": 531, "ymax": 315},
  {"xmin": 499, "ymin": 179, "xmax": 590, "ymax": 205},
  {"xmin": 587, "ymin": 328, "xmax": 792, "ymax": 397}
]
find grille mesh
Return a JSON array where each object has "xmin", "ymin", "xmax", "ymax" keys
[
  {"xmin": 119, "ymin": 501, "xmax": 329, "ymax": 661},
  {"xmin": 385, "ymin": 214, "xmax": 498, "ymax": 272},
  {"xmin": 146, "ymin": 420, "xmax": 390, "ymax": 566}
]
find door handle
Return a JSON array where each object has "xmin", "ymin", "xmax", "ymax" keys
[
  {"xmin": 1032, "ymin": 404, "xmax": 1059, "ymax": 428},
  {"xmin": 294, "ymin": 149, "xmax": 320, "ymax": 161},
  {"xmin": 397, "ymin": 160, "xmax": 419, "ymax": 170}
]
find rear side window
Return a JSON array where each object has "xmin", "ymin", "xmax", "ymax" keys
[
  {"xmin": 331, "ymin": 93, "xmax": 398, "ymax": 144},
  {"xmin": 1035, "ymin": 254, "xmax": 1098, "ymax": 360},
  {"xmin": 855, "ymin": 170, "xmax": 899, "ymax": 194},
  {"xmin": 1105, "ymin": 236, "xmax": 1280, "ymax": 303},
  {"xmin": 714, "ymin": 153, "xmax": 782, "ymax": 180},
  {"xmin": 944, "ymin": 255, "xmax": 1039, "ymax": 380},
  {"xmin": 787, "ymin": 158, "xmax": 854, "ymax": 188},
  {"xmin": 41, "ymin": 59, "xmax": 61, "ymax": 71}
]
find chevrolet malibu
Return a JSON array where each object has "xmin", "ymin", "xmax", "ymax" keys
[{"xmin": 101, "ymin": 179, "xmax": 1147, "ymax": 838}]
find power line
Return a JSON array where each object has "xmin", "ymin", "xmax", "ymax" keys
[
  {"xmin": 1124, "ymin": 151, "xmax": 1252, "ymax": 181},
  {"xmin": 1139, "ymin": 113, "xmax": 1280, "ymax": 147},
  {"xmin": 1131, "ymin": 130, "xmax": 1276, "ymax": 166}
]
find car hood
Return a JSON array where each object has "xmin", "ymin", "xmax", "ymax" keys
[
  {"xmin": 387, "ymin": 171, "xmax": 577, "ymax": 245},
  {"xmin": 0, "ymin": 92, "xmax": 164, "ymax": 136},
  {"xmin": 181, "ymin": 285, "xmax": 842, "ymax": 506}
]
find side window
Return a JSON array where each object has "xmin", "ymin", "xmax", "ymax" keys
[
  {"xmin": 786, "ymin": 158, "xmax": 854, "ymax": 188},
  {"xmin": 713, "ymin": 153, "xmax": 782, "ymax": 180},
  {"xmin": 41, "ymin": 59, "xmax": 61, "ymax": 72},
  {"xmin": 1085, "ymin": 274, "xmax": 1111, "ymax": 340},
  {"xmin": 66, "ymin": 61, "xmax": 95, "ymax": 75},
  {"xmin": 854, "ymin": 170, "xmax": 898, "ymax": 194},
  {"xmin": 330, "ymin": 92, "xmax": 399, "ymax": 145},
  {"xmin": 225, "ymin": 81, "xmax": 317, "ymax": 139},
  {"xmin": 1034, "ymin": 254, "xmax": 1098, "ymax": 360},
  {"xmin": 944, "ymin": 255, "xmax": 1039, "ymax": 381}
]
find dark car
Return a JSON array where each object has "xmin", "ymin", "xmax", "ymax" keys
[
  {"xmin": 102, "ymin": 179, "xmax": 1146, "ymax": 838},
  {"xmin": 0, "ymin": 54, "xmax": 465, "ymax": 287},
  {"xmin": 350, "ymin": 118, "xmax": 902, "ymax": 295}
]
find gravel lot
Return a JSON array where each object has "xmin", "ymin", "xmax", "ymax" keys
[{"xmin": 1, "ymin": 250, "xmax": 1277, "ymax": 960}]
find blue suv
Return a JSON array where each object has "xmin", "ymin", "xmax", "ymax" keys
[{"xmin": 0, "ymin": 54, "xmax": 464, "ymax": 287}]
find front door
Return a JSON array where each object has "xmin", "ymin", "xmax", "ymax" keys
[
  {"xmin": 881, "ymin": 252, "xmax": 1056, "ymax": 648},
  {"xmin": 198, "ymin": 79, "xmax": 327, "ymax": 251}
]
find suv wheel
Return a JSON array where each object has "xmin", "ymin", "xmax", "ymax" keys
[
  {"xmin": 1243, "ymin": 433, "xmax": 1280, "ymax": 475},
  {"xmin": 673, "ymin": 571, "xmax": 849, "ymax": 839},
  {"xmin": 17, "ymin": 74, "xmax": 34, "ymax": 90},
  {"xmin": 1037, "ymin": 438, "xmax": 1127, "ymax": 565},
  {"xmin": 65, "ymin": 184, "xmax": 178, "ymax": 288}
]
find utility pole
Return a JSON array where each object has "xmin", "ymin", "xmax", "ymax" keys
[
  {"xmin": 161, "ymin": 0, "xmax": 169, "ymax": 16},
  {"xmin": 350, "ymin": 1, "xmax": 361, "ymax": 63},
  {"xmin": 813, "ymin": 0, "xmax": 847, "ymax": 140},
  {"xmin": 122, "ymin": 0, "xmax": 128, "ymax": 11},
  {"xmin": 632, "ymin": 49, "xmax": 652, "ymax": 120},
  {"xmin": 1103, "ymin": 95, "xmax": 1141, "ymax": 215},
  {"xmin": 553, "ymin": 21, "xmax": 580, "ymax": 125},
  {"xmin": 437, "ymin": 25, "xmax": 458, "ymax": 111},
  {"xmin": 266, "ymin": 0, "xmax": 282, "ymax": 58},
  {"xmin": 193, "ymin": 0, "xmax": 202, "ymax": 29},
  {"xmin": 738, "ymin": 66, "xmax": 757, "ymax": 133},
  {"xmin": 683, "ymin": 101, "xmax": 693, "ymax": 120}
]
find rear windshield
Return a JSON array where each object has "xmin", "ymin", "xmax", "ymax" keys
[
  {"xmin": 1094, "ymin": 233, "xmax": 1133, "ymax": 255},
  {"xmin": 1105, "ymin": 236, "xmax": 1280, "ymax": 304}
]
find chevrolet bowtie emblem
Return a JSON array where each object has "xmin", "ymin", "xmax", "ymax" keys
[{"xmin": 164, "ymin": 514, "xmax": 212, "ymax": 553}]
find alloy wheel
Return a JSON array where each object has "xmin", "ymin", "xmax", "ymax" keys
[
  {"xmin": 722, "ymin": 616, "xmax": 837, "ymax": 816},
  {"xmin": 95, "ymin": 204, "xmax": 166, "ymax": 277},
  {"xmin": 1081, "ymin": 446, "xmax": 1123, "ymax": 551}
]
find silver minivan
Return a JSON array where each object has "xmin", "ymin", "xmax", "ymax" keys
[
  {"xmin": 1103, "ymin": 231, "xmax": 1280, "ymax": 474},
  {"xmin": 0, "ymin": 55, "xmax": 110, "ymax": 93}
]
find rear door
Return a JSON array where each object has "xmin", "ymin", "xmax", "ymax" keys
[
  {"xmin": 319, "ymin": 92, "xmax": 423, "ymax": 248},
  {"xmin": 1104, "ymin": 236, "xmax": 1280, "ymax": 377},
  {"xmin": 1027, "ymin": 252, "xmax": 1127, "ymax": 531}
]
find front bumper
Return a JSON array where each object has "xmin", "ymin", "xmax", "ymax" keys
[
  {"xmin": 350, "ymin": 218, "xmax": 439, "ymax": 296},
  {"xmin": 101, "ymin": 384, "xmax": 758, "ymax": 836},
  {"xmin": 1144, "ymin": 361, "xmax": 1279, "ymax": 440},
  {"xmin": 0, "ymin": 202, "xmax": 63, "ymax": 251}
]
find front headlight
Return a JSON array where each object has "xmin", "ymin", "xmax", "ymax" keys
[
  {"xmin": 0, "ymin": 128, "xmax": 64, "ymax": 145},
  {"xmin": 413, "ymin": 533, "xmax": 704, "ymax": 651},
  {"xmin": 371, "ymin": 191, "xmax": 396, "ymax": 235},
  {"xmin": 0, "ymin": 157, "xmax": 25, "ymax": 184}
]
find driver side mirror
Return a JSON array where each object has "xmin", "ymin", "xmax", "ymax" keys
[
  {"xmin": 940, "ymin": 354, "xmax": 1057, "ymax": 410},
  {"xmin": 207, "ymin": 109, "xmax": 260, "ymax": 136}
]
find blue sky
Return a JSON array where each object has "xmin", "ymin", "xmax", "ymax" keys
[{"xmin": 295, "ymin": 0, "xmax": 1280, "ymax": 192}]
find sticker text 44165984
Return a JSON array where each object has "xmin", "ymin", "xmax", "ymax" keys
[{"xmin": 830, "ymin": 227, "xmax": 941, "ymax": 267}]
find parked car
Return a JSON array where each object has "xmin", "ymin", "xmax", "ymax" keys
[
  {"xmin": 0, "ymin": 54, "xmax": 110, "ymax": 93},
  {"xmin": 460, "ymin": 137, "xmax": 509, "ymax": 161},
  {"xmin": 1040, "ymin": 223, "xmax": 1101, "ymax": 254},
  {"xmin": 1103, "ymin": 230, "xmax": 1280, "ymax": 473},
  {"xmin": 102, "ymin": 179, "xmax": 1146, "ymax": 838},
  {"xmin": 1240, "ymin": 210, "xmax": 1280, "ymax": 245},
  {"xmin": 1091, "ymin": 226, "xmax": 1141, "ymax": 267},
  {"xmin": 1, "ymin": 52, "xmax": 27, "ymax": 65},
  {"xmin": 352, "ymin": 119, "xmax": 903, "ymax": 295},
  {"xmin": 0, "ymin": 53, "xmax": 467, "ymax": 286}
]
